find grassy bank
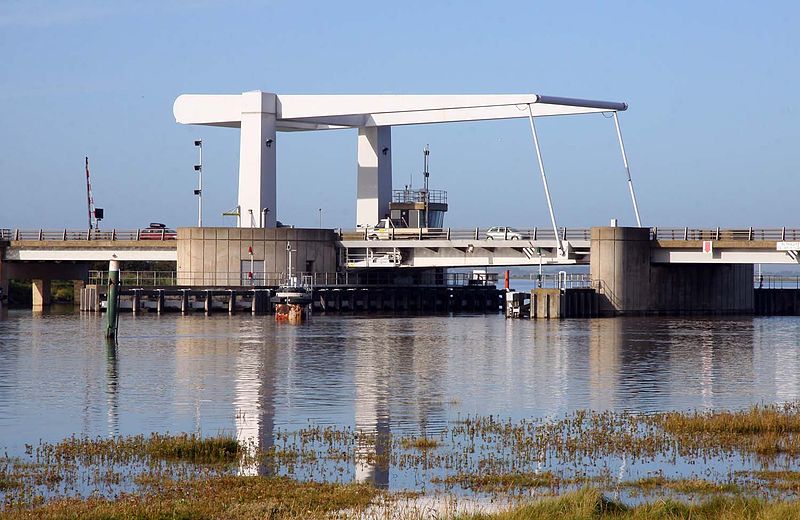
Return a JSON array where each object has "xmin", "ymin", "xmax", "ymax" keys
[
  {"xmin": 0, "ymin": 476, "xmax": 377, "ymax": 520},
  {"xmin": 456, "ymin": 488, "xmax": 800, "ymax": 519},
  {"xmin": 7, "ymin": 484, "xmax": 800, "ymax": 519}
]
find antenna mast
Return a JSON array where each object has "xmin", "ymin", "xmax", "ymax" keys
[{"xmin": 85, "ymin": 157, "xmax": 96, "ymax": 229}]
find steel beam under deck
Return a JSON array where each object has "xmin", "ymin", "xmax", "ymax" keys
[{"xmin": 339, "ymin": 238, "xmax": 589, "ymax": 268}]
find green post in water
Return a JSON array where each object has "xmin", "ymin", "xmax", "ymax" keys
[{"xmin": 105, "ymin": 259, "xmax": 120, "ymax": 338}]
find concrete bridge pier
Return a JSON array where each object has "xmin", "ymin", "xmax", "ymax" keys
[
  {"xmin": 73, "ymin": 280, "xmax": 85, "ymax": 305},
  {"xmin": 2, "ymin": 262, "xmax": 89, "ymax": 310},
  {"xmin": 590, "ymin": 226, "xmax": 754, "ymax": 315},
  {"xmin": 32, "ymin": 279, "xmax": 51, "ymax": 309}
]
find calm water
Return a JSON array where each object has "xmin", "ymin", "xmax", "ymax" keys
[{"xmin": 2, "ymin": 307, "xmax": 800, "ymax": 489}]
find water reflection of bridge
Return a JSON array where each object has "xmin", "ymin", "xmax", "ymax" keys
[{"xmin": 173, "ymin": 316, "xmax": 448, "ymax": 487}]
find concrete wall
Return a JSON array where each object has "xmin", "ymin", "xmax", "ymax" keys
[
  {"xmin": 0, "ymin": 243, "xmax": 8, "ymax": 298},
  {"xmin": 176, "ymin": 227, "xmax": 338, "ymax": 286},
  {"xmin": 590, "ymin": 226, "xmax": 753, "ymax": 315},
  {"xmin": 531, "ymin": 288, "xmax": 598, "ymax": 319},
  {"xmin": 755, "ymin": 289, "xmax": 800, "ymax": 315}
]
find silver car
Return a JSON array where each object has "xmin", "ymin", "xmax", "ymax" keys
[{"xmin": 486, "ymin": 226, "xmax": 524, "ymax": 240}]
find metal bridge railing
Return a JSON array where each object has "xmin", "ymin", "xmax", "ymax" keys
[
  {"xmin": 6, "ymin": 226, "xmax": 800, "ymax": 243},
  {"xmin": 87, "ymin": 270, "xmax": 499, "ymax": 288},
  {"xmin": 527, "ymin": 272, "xmax": 594, "ymax": 289},
  {"xmin": 755, "ymin": 275, "xmax": 800, "ymax": 289},
  {"xmin": 8, "ymin": 229, "xmax": 174, "ymax": 241},
  {"xmin": 652, "ymin": 227, "xmax": 800, "ymax": 241},
  {"xmin": 89, "ymin": 271, "xmax": 177, "ymax": 286}
]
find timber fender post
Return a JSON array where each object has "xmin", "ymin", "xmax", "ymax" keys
[{"xmin": 105, "ymin": 260, "xmax": 120, "ymax": 339}]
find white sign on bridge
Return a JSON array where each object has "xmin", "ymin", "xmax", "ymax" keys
[{"xmin": 777, "ymin": 242, "xmax": 800, "ymax": 251}]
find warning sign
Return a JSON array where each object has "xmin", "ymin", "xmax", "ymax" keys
[{"xmin": 702, "ymin": 241, "xmax": 713, "ymax": 255}]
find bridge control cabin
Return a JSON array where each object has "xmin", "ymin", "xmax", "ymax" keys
[{"xmin": 388, "ymin": 188, "xmax": 448, "ymax": 229}]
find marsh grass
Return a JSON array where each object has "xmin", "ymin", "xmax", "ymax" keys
[
  {"xmin": 7, "ymin": 405, "xmax": 800, "ymax": 516},
  {"xmin": 433, "ymin": 471, "xmax": 560, "ymax": 492},
  {"xmin": 454, "ymin": 488, "xmax": 800, "ymax": 520},
  {"xmin": 661, "ymin": 403, "xmax": 800, "ymax": 435},
  {"xmin": 400, "ymin": 437, "xmax": 440, "ymax": 450},
  {"xmin": 0, "ymin": 476, "xmax": 377, "ymax": 520},
  {"xmin": 660, "ymin": 403, "xmax": 800, "ymax": 456},
  {"xmin": 621, "ymin": 475, "xmax": 739, "ymax": 494},
  {"xmin": 43, "ymin": 432, "xmax": 240, "ymax": 465}
]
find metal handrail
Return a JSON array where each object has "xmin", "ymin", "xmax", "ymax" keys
[
  {"xmin": 7, "ymin": 226, "xmax": 800, "ymax": 242},
  {"xmin": 392, "ymin": 189, "xmax": 448, "ymax": 204},
  {"xmin": 755, "ymin": 275, "xmax": 800, "ymax": 289},
  {"xmin": 652, "ymin": 227, "xmax": 800, "ymax": 241},
  {"xmin": 8, "ymin": 229, "xmax": 175, "ymax": 241},
  {"xmin": 527, "ymin": 272, "xmax": 594, "ymax": 289},
  {"xmin": 87, "ymin": 270, "xmax": 499, "ymax": 288}
]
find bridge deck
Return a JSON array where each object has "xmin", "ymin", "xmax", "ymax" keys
[{"xmin": 2, "ymin": 228, "xmax": 799, "ymax": 266}]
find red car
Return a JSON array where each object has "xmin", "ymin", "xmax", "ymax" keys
[{"xmin": 139, "ymin": 223, "xmax": 177, "ymax": 240}]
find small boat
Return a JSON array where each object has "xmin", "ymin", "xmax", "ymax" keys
[
  {"xmin": 274, "ymin": 284, "xmax": 313, "ymax": 305},
  {"xmin": 273, "ymin": 275, "xmax": 313, "ymax": 305}
]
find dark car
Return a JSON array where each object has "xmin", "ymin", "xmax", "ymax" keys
[{"xmin": 139, "ymin": 222, "xmax": 177, "ymax": 240}]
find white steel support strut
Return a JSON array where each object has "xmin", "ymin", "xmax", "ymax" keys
[
  {"xmin": 527, "ymin": 104, "xmax": 564, "ymax": 255},
  {"xmin": 612, "ymin": 111, "xmax": 642, "ymax": 227}
]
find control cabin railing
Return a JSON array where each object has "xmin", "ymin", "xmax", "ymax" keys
[{"xmin": 392, "ymin": 189, "xmax": 448, "ymax": 204}]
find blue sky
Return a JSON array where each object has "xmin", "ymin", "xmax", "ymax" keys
[{"xmin": 0, "ymin": 0, "xmax": 798, "ymax": 230}]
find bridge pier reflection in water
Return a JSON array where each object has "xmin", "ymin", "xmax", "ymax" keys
[
  {"xmin": 174, "ymin": 317, "xmax": 277, "ymax": 477},
  {"xmin": 233, "ymin": 321, "xmax": 276, "ymax": 477},
  {"xmin": 352, "ymin": 318, "xmax": 448, "ymax": 488},
  {"xmin": 584, "ymin": 318, "xmax": 762, "ymax": 411}
]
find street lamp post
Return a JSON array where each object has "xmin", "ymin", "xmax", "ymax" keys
[
  {"xmin": 318, "ymin": 208, "xmax": 322, "ymax": 228},
  {"xmin": 194, "ymin": 140, "xmax": 203, "ymax": 227}
]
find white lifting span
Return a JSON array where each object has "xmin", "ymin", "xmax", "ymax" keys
[{"xmin": 173, "ymin": 92, "xmax": 639, "ymax": 234}]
